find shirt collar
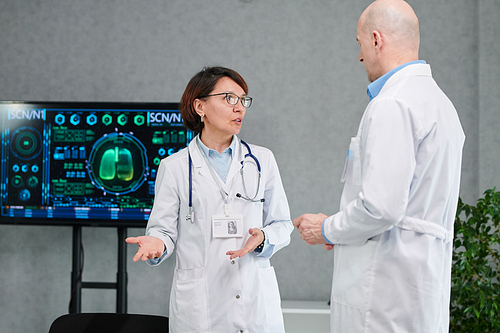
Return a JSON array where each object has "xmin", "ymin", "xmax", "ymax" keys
[
  {"xmin": 367, "ymin": 60, "xmax": 427, "ymax": 101},
  {"xmin": 196, "ymin": 135, "xmax": 236, "ymax": 158}
]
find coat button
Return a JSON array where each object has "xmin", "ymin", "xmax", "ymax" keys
[
  {"xmin": 236, "ymin": 295, "xmax": 240, "ymax": 299},
  {"xmin": 231, "ymin": 260, "xmax": 235, "ymax": 264}
]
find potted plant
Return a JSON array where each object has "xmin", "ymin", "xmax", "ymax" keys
[{"xmin": 450, "ymin": 188, "xmax": 500, "ymax": 332}]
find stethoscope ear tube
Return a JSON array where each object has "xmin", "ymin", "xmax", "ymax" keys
[
  {"xmin": 239, "ymin": 140, "xmax": 264, "ymax": 202},
  {"xmin": 186, "ymin": 153, "xmax": 194, "ymax": 223},
  {"xmin": 240, "ymin": 140, "xmax": 261, "ymax": 172}
]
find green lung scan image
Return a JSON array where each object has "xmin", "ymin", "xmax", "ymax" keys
[
  {"xmin": 99, "ymin": 147, "xmax": 134, "ymax": 182},
  {"xmin": 88, "ymin": 132, "xmax": 147, "ymax": 195}
]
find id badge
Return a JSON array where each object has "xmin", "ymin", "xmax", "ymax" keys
[{"xmin": 212, "ymin": 215, "xmax": 244, "ymax": 238}]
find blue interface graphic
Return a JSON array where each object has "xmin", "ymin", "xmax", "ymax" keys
[{"xmin": 0, "ymin": 102, "xmax": 193, "ymax": 224}]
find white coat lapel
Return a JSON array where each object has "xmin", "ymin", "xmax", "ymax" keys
[
  {"xmin": 188, "ymin": 139, "xmax": 216, "ymax": 185},
  {"xmin": 226, "ymin": 136, "xmax": 243, "ymax": 186}
]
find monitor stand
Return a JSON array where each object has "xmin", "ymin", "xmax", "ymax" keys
[{"xmin": 69, "ymin": 226, "xmax": 127, "ymax": 313}]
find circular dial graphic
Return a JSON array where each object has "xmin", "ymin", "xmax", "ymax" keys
[
  {"xmin": 87, "ymin": 132, "xmax": 148, "ymax": 195},
  {"xmin": 10, "ymin": 127, "xmax": 42, "ymax": 160}
]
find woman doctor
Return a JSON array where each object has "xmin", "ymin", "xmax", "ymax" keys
[{"xmin": 126, "ymin": 66, "xmax": 293, "ymax": 333}]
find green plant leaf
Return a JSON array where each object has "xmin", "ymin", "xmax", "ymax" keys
[{"xmin": 451, "ymin": 189, "xmax": 500, "ymax": 330}]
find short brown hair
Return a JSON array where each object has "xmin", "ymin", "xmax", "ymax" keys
[{"xmin": 179, "ymin": 66, "xmax": 249, "ymax": 133}]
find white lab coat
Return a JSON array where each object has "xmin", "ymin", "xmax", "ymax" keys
[
  {"xmin": 323, "ymin": 64, "xmax": 465, "ymax": 332},
  {"xmin": 146, "ymin": 135, "xmax": 293, "ymax": 333}
]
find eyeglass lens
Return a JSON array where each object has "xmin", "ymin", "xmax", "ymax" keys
[{"xmin": 226, "ymin": 93, "xmax": 252, "ymax": 108}]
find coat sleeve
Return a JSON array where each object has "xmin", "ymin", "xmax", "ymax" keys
[
  {"xmin": 145, "ymin": 158, "xmax": 180, "ymax": 265},
  {"xmin": 258, "ymin": 149, "xmax": 293, "ymax": 258},
  {"xmin": 324, "ymin": 97, "xmax": 421, "ymax": 245}
]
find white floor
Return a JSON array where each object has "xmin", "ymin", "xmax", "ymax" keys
[{"xmin": 282, "ymin": 300, "xmax": 330, "ymax": 333}]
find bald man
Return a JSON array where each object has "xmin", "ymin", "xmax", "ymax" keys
[{"xmin": 294, "ymin": 1, "xmax": 465, "ymax": 332}]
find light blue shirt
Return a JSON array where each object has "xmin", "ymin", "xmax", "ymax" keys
[
  {"xmin": 367, "ymin": 60, "xmax": 427, "ymax": 101},
  {"xmin": 322, "ymin": 60, "xmax": 427, "ymax": 245},
  {"xmin": 196, "ymin": 135, "xmax": 236, "ymax": 183}
]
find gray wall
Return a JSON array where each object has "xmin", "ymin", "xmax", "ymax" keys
[{"xmin": 0, "ymin": 0, "xmax": 498, "ymax": 332}]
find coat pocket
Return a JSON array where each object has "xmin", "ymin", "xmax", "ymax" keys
[
  {"xmin": 332, "ymin": 238, "xmax": 379, "ymax": 309},
  {"xmin": 170, "ymin": 268, "xmax": 209, "ymax": 332},
  {"xmin": 340, "ymin": 137, "xmax": 361, "ymax": 186}
]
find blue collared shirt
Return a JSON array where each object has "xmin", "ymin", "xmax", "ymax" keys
[
  {"xmin": 367, "ymin": 60, "xmax": 427, "ymax": 101},
  {"xmin": 197, "ymin": 136, "xmax": 236, "ymax": 183}
]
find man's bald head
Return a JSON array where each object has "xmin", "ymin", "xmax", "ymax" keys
[
  {"xmin": 360, "ymin": 0, "xmax": 420, "ymax": 52},
  {"xmin": 356, "ymin": 0, "xmax": 420, "ymax": 82}
]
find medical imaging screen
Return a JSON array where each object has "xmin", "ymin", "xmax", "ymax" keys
[{"xmin": 0, "ymin": 102, "xmax": 193, "ymax": 226}]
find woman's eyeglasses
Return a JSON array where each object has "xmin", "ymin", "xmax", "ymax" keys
[{"xmin": 199, "ymin": 93, "xmax": 252, "ymax": 108}]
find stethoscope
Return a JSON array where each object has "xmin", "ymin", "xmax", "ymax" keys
[{"xmin": 186, "ymin": 139, "xmax": 264, "ymax": 223}]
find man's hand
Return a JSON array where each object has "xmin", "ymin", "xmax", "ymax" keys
[
  {"xmin": 293, "ymin": 213, "xmax": 333, "ymax": 247},
  {"xmin": 226, "ymin": 228, "xmax": 265, "ymax": 260},
  {"xmin": 323, "ymin": 244, "xmax": 334, "ymax": 251},
  {"xmin": 125, "ymin": 236, "xmax": 165, "ymax": 262}
]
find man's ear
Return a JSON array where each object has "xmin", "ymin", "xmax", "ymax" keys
[{"xmin": 372, "ymin": 30, "xmax": 383, "ymax": 53}]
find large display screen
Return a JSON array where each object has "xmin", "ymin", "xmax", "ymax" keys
[{"xmin": 0, "ymin": 101, "xmax": 193, "ymax": 227}]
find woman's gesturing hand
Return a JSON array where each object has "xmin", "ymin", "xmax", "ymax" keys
[
  {"xmin": 226, "ymin": 228, "xmax": 265, "ymax": 260},
  {"xmin": 125, "ymin": 236, "xmax": 165, "ymax": 262}
]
